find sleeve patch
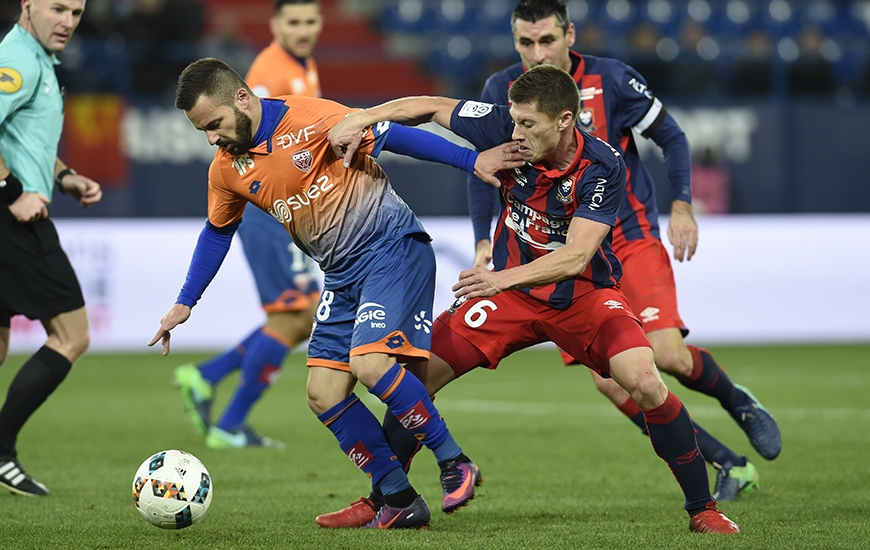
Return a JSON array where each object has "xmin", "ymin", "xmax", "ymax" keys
[
  {"xmin": 458, "ymin": 101, "xmax": 494, "ymax": 118},
  {"xmin": 0, "ymin": 68, "xmax": 23, "ymax": 93}
]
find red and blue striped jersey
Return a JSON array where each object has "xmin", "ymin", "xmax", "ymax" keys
[
  {"xmin": 450, "ymin": 101, "xmax": 626, "ymax": 310},
  {"xmin": 476, "ymin": 51, "xmax": 692, "ymax": 246}
]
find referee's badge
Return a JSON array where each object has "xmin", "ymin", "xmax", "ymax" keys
[{"xmin": 0, "ymin": 68, "xmax": 23, "ymax": 93}]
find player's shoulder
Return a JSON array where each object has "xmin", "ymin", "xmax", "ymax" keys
[
  {"xmin": 0, "ymin": 40, "xmax": 41, "ymax": 95},
  {"xmin": 482, "ymin": 62, "xmax": 523, "ymax": 95},
  {"xmin": 579, "ymin": 54, "xmax": 632, "ymax": 82},
  {"xmin": 581, "ymin": 131, "xmax": 624, "ymax": 167}
]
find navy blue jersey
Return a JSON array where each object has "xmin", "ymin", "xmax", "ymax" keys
[
  {"xmin": 450, "ymin": 101, "xmax": 625, "ymax": 309},
  {"xmin": 476, "ymin": 51, "xmax": 691, "ymax": 245}
]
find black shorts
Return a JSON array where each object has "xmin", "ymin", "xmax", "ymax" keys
[{"xmin": 0, "ymin": 207, "xmax": 85, "ymax": 328}]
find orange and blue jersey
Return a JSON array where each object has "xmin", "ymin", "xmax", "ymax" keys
[
  {"xmin": 449, "ymin": 101, "xmax": 626, "ymax": 310},
  {"xmin": 206, "ymin": 95, "xmax": 425, "ymax": 288},
  {"xmin": 245, "ymin": 42, "xmax": 320, "ymax": 98},
  {"xmin": 470, "ymin": 50, "xmax": 692, "ymax": 248}
]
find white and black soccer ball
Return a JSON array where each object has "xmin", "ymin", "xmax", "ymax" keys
[{"xmin": 132, "ymin": 450, "xmax": 212, "ymax": 529}]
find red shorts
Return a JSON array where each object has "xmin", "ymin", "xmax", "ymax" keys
[
  {"xmin": 614, "ymin": 237, "xmax": 686, "ymax": 335},
  {"xmin": 432, "ymin": 287, "xmax": 651, "ymax": 378}
]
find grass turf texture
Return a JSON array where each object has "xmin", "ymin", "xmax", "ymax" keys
[{"xmin": 0, "ymin": 344, "xmax": 868, "ymax": 549}]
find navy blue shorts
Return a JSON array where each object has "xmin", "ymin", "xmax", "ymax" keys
[
  {"xmin": 307, "ymin": 234, "xmax": 436, "ymax": 371},
  {"xmin": 237, "ymin": 204, "xmax": 320, "ymax": 313}
]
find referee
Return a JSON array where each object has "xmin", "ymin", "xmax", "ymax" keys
[{"xmin": 0, "ymin": 0, "xmax": 101, "ymax": 496}]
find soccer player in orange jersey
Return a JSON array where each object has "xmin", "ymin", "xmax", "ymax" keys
[
  {"xmin": 150, "ymin": 58, "xmax": 524, "ymax": 528},
  {"xmin": 246, "ymin": 0, "xmax": 322, "ymax": 98},
  {"xmin": 172, "ymin": 0, "xmax": 326, "ymax": 451}
]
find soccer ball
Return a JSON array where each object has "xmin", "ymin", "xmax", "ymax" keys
[{"xmin": 132, "ymin": 450, "xmax": 213, "ymax": 529}]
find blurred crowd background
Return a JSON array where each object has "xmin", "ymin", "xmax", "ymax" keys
[{"xmin": 2, "ymin": 0, "xmax": 869, "ymax": 217}]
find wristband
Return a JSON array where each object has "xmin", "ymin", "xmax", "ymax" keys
[
  {"xmin": 55, "ymin": 168, "xmax": 77, "ymax": 191},
  {"xmin": 0, "ymin": 172, "xmax": 23, "ymax": 204}
]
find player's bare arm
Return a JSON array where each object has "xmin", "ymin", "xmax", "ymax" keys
[
  {"xmin": 328, "ymin": 96, "xmax": 461, "ymax": 167},
  {"xmin": 473, "ymin": 142, "xmax": 523, "ymax": 187},
  {"xmin": 148, "ymin": 304, "xmax": 192, "ymax": 356},
  {"xmin": 667, "ymin": 199, "xmax": 698, "ymax": 262},
  {"xmin": 453, "ymin": 216, "xmax": 612, "ymax": 299}
]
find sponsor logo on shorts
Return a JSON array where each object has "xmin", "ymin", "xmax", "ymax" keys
[
  {"xmin": 458, "ymin": 101, "xmax": 493, "ymax": 118},
  {"xmin": 347, "ymin": 441, "xmax": 373, "ymax": 469},
  {"xmin": 639, "ymin": 307, "xmax": 660, "ymax": 323},
  {"xmin": 356, "ymin": 302, "xmax": 387, "ymax": 328},
  {"xmin": 604, "ymin": 299, "xmax": 624, "ymax": 310},
  {"xmin": 399, "ymin": 401, "xmax": 431, "ymax": 430},
  {"xmin": 413, "ymin": 310, "xmax": 432, "ymax": 333}
]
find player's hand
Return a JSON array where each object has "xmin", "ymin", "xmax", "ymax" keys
[
  {"xmin": 473, "ymin": 239, "xmax": 492, "ymax": 268},
  {"xmin": 328, "ymin": 112, "xmax": 367, "ymax": 168},
  {"xmin": 667, "ymin": 200, "xmax": 698, "ymax": 262},
  {"xmin": 148, "ymin": 304, "xmax": 192, "ymax": 356},
  {"xmin": 60, "ymin": 173, "xmax": 103, "ymax": 208},
  {"xmin": 8, "ymin": 192, "xmax": 49, "ymax": 222},
  {"xmin": 452, "ymin": 266, "xmax": 502, "ymax": 299},
  {"xmin": 474, "ymin": 142, "xmax": 524, "ymax": 187}
]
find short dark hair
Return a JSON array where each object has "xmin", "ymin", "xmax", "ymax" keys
[
  {"xmin": 508, "ymin": 64, "xmax": 579, "ymax": 122},
  {"xmin": 175, "ymin": 58, "xmax": 251, "ymax": 111},
  {"xmin": 275, "ymin": 0, "xmax": 319, "ymax": 10},
  {"xmin": 511, "ymin": 0, "xmax": 571, "ymax": 34}
]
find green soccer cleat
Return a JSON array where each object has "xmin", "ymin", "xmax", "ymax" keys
[
  {"xmin": 173, "ymin": 364, "xmax": 214, "ymax": 435},
  {"xmin": 206, "ymin": 425, "xmax": 286, "ymax": 450},
  {"xmin": 712, "ymin": 460, "xmax": 759, "ymax": 501}
]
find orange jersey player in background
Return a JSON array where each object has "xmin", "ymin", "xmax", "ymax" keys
[{"xmin": 246, "ymin": 0, "xmax": 322, "ymax": 98}]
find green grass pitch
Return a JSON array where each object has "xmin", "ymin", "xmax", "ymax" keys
[{"xmin": 1, "ymin": 344, "xmax": 868, "ymax": 549}]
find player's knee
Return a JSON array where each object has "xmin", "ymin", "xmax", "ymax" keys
[{"xmin": 653, "ymin": 345, "xmax": 691, "ymax": 377}]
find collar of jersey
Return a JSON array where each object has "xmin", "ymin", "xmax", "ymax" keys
[
  {"xmin": 249, "ymin": 98, "xmax": 289, "ymax": 154},
  {"xmin": 13, "ymin": 23, "xmax": 60, "ymax": 66},
  {"xmin": 531, "ymin": 127, "xmax": 586, "ymax": 178}
]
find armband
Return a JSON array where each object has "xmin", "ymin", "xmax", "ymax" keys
[
  {"xmin": 0, "ymin": 172, "xmax": 23, "ymax": 204},
  {"xmin": 55, "ymin": 168, "xmax": 77, "ymax": 192}
]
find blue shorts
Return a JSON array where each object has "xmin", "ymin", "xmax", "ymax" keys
[
  {"xmin": 238, "ymin": 204, "xmax": 320, "ymax": 313},
  {"xmin": 307, "ymin": 234, "xmax": 436, "ymax": 372}
]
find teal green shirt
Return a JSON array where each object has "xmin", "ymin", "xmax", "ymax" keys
[{"xmin": 0, "ymin": 24, "xmax": 64, "ymax": 202}]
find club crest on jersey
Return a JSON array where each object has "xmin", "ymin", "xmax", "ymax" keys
[
  {"xmin": 512, "ymin": 168, "xmax": 527, "ymax": 186},
  {"xmin": 577, "ymin": 108, "xmax": 596, "ymax": 133},
  {"xmin": 292, "ymin": 150, "xmax": 313, "ymax": 172},
  {"xmin": 556, "ymin": 178, "xmax": 574, "ymax": 203},
  {"xmin": 458, "ymin": 101, "xmax": 493, "ymax": 118}
]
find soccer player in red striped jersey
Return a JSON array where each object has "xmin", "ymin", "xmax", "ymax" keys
[
  {"xmin": 466, "ymin": 0, "xmax": 780, "ymax": 499},
  {"xmin": 323, "ymin": 64, "xmax": 739, "ymax": 534}
]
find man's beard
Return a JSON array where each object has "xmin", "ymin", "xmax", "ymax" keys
[{"xmin": 221, "ymin": 106, "xmax": 253, "ymax": 156}]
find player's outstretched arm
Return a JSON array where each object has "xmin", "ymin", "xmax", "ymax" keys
[
  {"xmin": 328, "ymin": 97, "xmax": 461, "ymax": 167},
  {"xmin": 148, "ymin": 304, "xmax": 192, "ymax": 356}
]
